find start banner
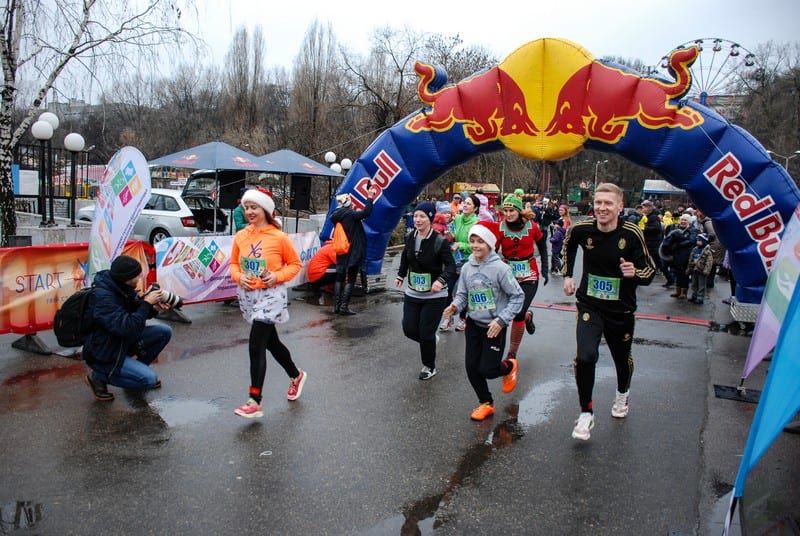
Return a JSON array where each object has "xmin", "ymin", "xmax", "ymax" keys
[
  {"xmin": 154, "ymin": 232, "xmax": 320, "ymax": 304},
  {"xmin": 0, "ymin": 241, "xmax": 153, "ymax": 336}
]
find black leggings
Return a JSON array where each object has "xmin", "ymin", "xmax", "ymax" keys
[
  {"xmin": 574, "ymin": 303, "xmax": 635, "ymax": 413},
  {"xmin": 464, "ymin": 317, "xmax": 509, "ymax": 405},
  {"xmin": 248, "ymin": 320, "xmax": 299, "ymax": 396},
  {"xmin": 513, "ymin": 280, "xmax": 538, "ymax": 322},
  {"xmin": 402, "ymin": 296, "xmax": 447, "ymax": 369}
]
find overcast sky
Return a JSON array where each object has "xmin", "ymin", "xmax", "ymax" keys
[{"xmin": 192, "ymin": 0, "xmax": 799, "ymax": 70}]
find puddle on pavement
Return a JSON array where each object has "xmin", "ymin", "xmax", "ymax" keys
[
  {"xmin": 332, "ymin": 325, "xmax": 377, "ymax": 338},
  {"xmin": 516, "ymin": 378, "xmax": 566, "ymax": 427},
  {"xmin": 366, "ymin": 369, "xmax": 609, "ymax": 533},
  {"xmin": 360, "ymin": 407, "xmax": 526, "ymax": 535},
  {"xmin": 149, "ymin": 396, "xmax": 221, "ymax": 427}
]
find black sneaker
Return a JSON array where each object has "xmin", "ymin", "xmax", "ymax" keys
[
  {"xmin": 85, "ymin": 374, "xmax": 114, "ymax": 401},
  {"xmin": 525, "ymin": 311, "xmax": 536, "ymax": 335}
]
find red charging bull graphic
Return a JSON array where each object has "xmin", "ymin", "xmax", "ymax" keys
[
  {"xmin": 545, "ymin": 46, "xmax": 704, "ymax": 143},
  {"xmin": 326, "ymin": 37, "xmax": 800, "ymax": 308},
  {"xmin": 405, "ymin": 63, "xmax": 538, "ymax": 143}
]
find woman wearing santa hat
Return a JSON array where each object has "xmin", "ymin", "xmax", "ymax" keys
[{"xmin": 229, "ymin": 188, "xmax": 306, "ymax": 419}]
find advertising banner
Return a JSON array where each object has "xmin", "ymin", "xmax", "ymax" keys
[
  {"xmin": 154, "ymin": 232, "xmax": 320, "ymax": 304},
  {"xmin": 0, "ymin": 241, "xmax": 152, "ymax": 335},
  {"xmin": 742, "ymin": 203, "xmax": 800, "ymax": 378},
  {"xmin": 87, "ymin": 146, "xmax": 151, "ymax": 279}
]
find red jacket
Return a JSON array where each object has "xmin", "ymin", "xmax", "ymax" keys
[{"xmin": 497, "ymin": 219, "xmax": 545, "ymax": 282}]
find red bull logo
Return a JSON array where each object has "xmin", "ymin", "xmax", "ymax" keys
[
  {"xmin": 405, "ymin": 62, "xmax": 538, "ymax": 144},
  {"xmin": 405, "ymin": 39, "xmax": 705, "ymax": 159},
  {"xmin": 544, "ymin": 46, "xmax": 704, "ymax": 144}
]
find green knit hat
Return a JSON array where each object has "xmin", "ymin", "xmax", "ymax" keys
[{"xmin": 503, "ymin": 194, "xmax": 523, "ymax": 212}]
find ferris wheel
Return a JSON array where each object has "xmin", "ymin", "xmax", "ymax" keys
[{"xmin": 657, "ymin": 38, "xmax": 757, "ymax": 118}]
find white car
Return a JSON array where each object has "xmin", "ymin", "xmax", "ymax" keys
[{"xmin": 77, "ymin": 188, "xmax": 201, "ymax": 244}]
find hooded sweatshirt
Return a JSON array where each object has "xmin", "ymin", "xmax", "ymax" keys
[
  {"xmin": 451, "ymin": 250, "xmax": 524, "ymax": 328},
  {"xmin": 230, "ymin": 224, "xmax": 302, "ymax": 288}
]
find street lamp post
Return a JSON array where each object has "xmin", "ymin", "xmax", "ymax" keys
[
  {"xmin": 594, "ymin": 159, "xmax": 609, "ymax": 194},
  {"xmin": 767, "ymin": 150, "xmax": 800, "ymax": 169},
  {"xmin": 38, "ymin": 112, "xmax": 60, "ymax": 226},
  {"xmin": 64, "ymin": 133, "xmax": 85, "ymax": 226},
  {"xmin": 324, "ymin": 151, "xmax": 352, "ymax": 202},
  {"xmin": 31, "ymin": 119, "xmax": 54, "ymax": 227}
]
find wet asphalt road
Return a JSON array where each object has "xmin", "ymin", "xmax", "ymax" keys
[{"xmin": 1, "ymin": 255, "xmax": 799, "ymax": 535}]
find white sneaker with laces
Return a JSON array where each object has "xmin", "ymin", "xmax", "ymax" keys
[
  {"xmin": 612, "ymin": 390, "xmax": 629, "ymax": 418},
  {"xmin": 572, "ymin": 412, "xmax": 595, "ymax": 440},
  {"xmin": 419, "ymin": 366, "xmax": 437, "ymax": 380},
  {"xmin": 455, "ymin": 318, "xmax": 467, "ymax": 331},
  {"xmin": 438, "ymin": 317, "xmax": 454, "ymax": 332}
]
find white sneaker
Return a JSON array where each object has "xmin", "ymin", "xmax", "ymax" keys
[
  {"xmin": 612, "ymin": 390, "xmax": 629, "ymax": 418},
  {"xmin": 455, "ymin": 318, "xmax": 467, "ymax": 331},
  {"xmin": 438, "ymin": 316, "xmax": 454, "ymax": 332},
  {"xmin": 419, "ymin": 366, "xmax": 437, "ymax": 380},
  {"xmin": 572, "ymin": 412, "xmax": 595, "ymax": 440}
]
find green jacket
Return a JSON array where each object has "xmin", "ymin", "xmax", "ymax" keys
[
  {"xmin": 450, "ymin": 213, "xmax": 478, "ymax": 262},
  {"xmin": 233, "ymin": 206, "xmax": 247, "ymax": 232}
]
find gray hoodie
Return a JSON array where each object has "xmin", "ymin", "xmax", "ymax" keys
[{"xmin": 452, "ymin": 251, "xmax": 524, "ymax": 328}]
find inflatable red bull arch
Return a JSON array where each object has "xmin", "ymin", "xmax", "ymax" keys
[{"xmin": 322, "ymin": 37, "xmax": 800, "ymax": 306}]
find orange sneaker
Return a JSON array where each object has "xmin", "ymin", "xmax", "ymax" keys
[
  {"xmin": 502, "ymin": 358, "xmax": 518, "ymax": 393},
  {"xmin": 470, "ymin": 402, "xmax": 495, "ymax": 421}
]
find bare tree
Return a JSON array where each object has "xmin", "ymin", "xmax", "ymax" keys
[
  {"xmin": 220, "ymin": 25, "xmax": 275, "ymax": 154},
  {"xmin": 738, "ymin": 41, "xmax": 800, "ymax": 180},
  {"xmin": 288, "ymin": 20, "xmax": 342, "ymax": 154},
  {"xmin": 341, "ymin": 25, "xmax": 427, "ymax": 135},
  {"xmin": 0, "ymin": 0, "xmax": 199, "ymax": 245}
]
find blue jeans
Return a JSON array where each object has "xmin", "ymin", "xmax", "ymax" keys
[{"xmin": 93, "ymin": 324, "xmax": 172, "ymax": 389}]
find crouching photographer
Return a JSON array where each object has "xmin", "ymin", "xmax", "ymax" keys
[{"xmin": 83, "ymin": 255, "xmax": 174, "ymax": 401}]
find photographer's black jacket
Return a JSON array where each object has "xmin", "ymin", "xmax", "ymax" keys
[{"xmin": 82, "ymin": 270, "xmax": 157, "ymax": 376}]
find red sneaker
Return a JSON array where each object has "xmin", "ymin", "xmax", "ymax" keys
[
  {"xmin": 287, "ymin": 370, "xmax": 307, "ymax": 401},
  {"xmin": 234, "ymin": 398, "xmax": 263, "ymax": 419}
]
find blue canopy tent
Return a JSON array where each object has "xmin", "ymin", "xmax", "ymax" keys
[
  {"xmin": 148, "ymin": 141, "xmax": 268, "ymax": 233},
  {"xmin": 261, "ymin": 149, "xmax": 345, "ymax": 231},
  {"xmin": 148, "ymin": 141, "xmax": 266, "ymax": 172}
]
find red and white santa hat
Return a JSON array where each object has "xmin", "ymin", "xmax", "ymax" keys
[
  {"xmin": 469, "ymin": 221, "xmax": 498, "ymax": 249},
  {"xmin": 241, "ymin": 187, "xmax": 275, "ymax": 215}
]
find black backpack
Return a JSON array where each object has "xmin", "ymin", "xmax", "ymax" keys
[{"xmin": 53, "ymin": 287, "xmax": 95, "ymax": 347}]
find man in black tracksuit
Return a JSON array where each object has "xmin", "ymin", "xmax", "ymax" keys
[{"xmin": 562, "ymin": 183, "xmax": 655, "ymax": 441}]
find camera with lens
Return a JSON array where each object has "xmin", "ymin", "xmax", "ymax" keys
[{"xmin": 150, "ymin": 283, "xmax": 184, "ymax": 309}]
